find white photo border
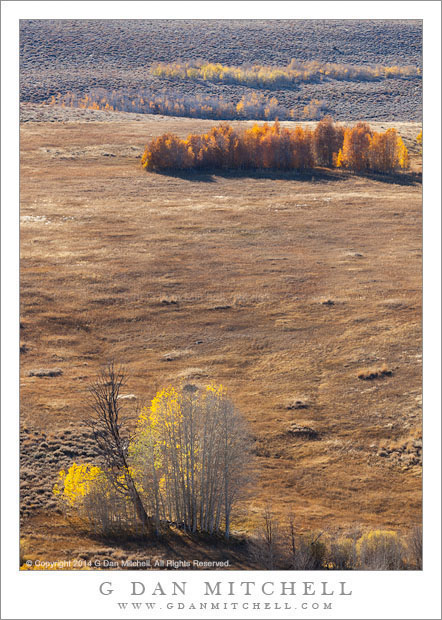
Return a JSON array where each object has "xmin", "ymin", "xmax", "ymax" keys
[{"xmin": 1, "ymin": 2, "xmax": 440, "ymax": 619}]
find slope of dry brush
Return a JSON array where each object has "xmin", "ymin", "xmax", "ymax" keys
[{"xmin": 20, "ymin": 20, "xmax": 422, "ymax": 121}]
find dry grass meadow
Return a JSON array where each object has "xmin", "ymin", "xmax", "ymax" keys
[{"xmin": 20, "ymin": 108, "xmax": 422, "ymax": 567}]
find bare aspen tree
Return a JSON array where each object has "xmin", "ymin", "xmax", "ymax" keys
[
  {"xmin": 407, "ymin": 525, "xmax": 422, "ymax": 569},
  {"xmin": 213, "ymin": 391, "xmax": 250, "ymax": 539},
  {"xmin": 251, "ymin": 505, "xmax": 283, "ymax": 569},
  {"xmin": 287, "ymin": 511, "xmax": 297, "ymax": 564},
  {"xmin": 84, "ymin": 362, "xmax": 151, "ymax": 531},
  {"xmin": 291, "ymin": 531, "xmax": 326, "ymax": 569}
]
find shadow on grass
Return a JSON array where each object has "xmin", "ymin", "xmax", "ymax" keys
[
  {"xmin": 356, "ymin": 169, "xmax": 422, "ymax": 186},
  {"xmin": 90, "ymin": 526, "xmax": 247, "ymax": 548},
  {"xmin": 151, "ymin": 168, "xmax": 422, "ymax": 186},
  {"xmin": 87, "ymin": 526, "xmax": 253, "ymax": 568}
]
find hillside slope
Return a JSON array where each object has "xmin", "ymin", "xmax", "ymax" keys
[{"xmin": 20, "ymin": 19, "xmax": 422, "ymax": 121}]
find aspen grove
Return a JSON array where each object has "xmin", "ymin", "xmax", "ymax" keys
[
  {"xmin": 54, "ymin": 380, "xmax": 252, "ymax": 539},
  {"xmin": 129, "ymin": 384, "xmax": 251, "ymax": 538},
  {"xmin": 142, "ymin": 118, "xmax": 409, "ymax": 173}
]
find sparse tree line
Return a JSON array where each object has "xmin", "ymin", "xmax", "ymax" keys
[
  {"xmin": 152, "ymin": 59, "xmax": 420, "ymax": 89},
  {"xmin": 251, "ymin": 507, "xmax": 422, "ymax": 570},
  {"xmin": 52, "ymin": 365, "xmax": 422, "ymax": 569},
  {"xmin": 47, "ymin": 89, "xmax": 301, "ymax": 121},
  {"xmin": 142, "ymin": 118, "xmax": 409, "ymax": 173}
]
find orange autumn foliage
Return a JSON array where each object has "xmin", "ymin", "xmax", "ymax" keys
[
  {"xmin": 143, "ymin": 122, "xmax": 315, "ymax": 171},
  {"xmin": 339, "ymin": 122, "xmax": 373, "ymax": 171},
  {"xmin": 142, "ymin": 120, "xmax": 409, "ymax": 173}
]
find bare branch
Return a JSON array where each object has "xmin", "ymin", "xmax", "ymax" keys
[{"xmin": 84, "ymin": 362, "xmax": 151, "ymax": 530}]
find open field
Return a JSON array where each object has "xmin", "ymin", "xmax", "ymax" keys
[
  {"xmin": 20, "ymin": 20, "xmax": 422, "ymax": 121},
  {"xmin": 20, "ymin": 111, "xmax": 422, "ymax": 567}
]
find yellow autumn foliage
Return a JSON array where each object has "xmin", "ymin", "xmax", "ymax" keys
[
  {"xmin": 356, "ymin": 529, "xmax": 404, "ymax": 569},
  {"xmin": 416, "ymin": 131, "xmax": 422, "ymax": 154},
  {"xmin": 53, "ymin": 462, "xmax": 104, "ymax": 506},
  {"xmin": 129, "ymin": 383, "xmax": 251, "ymax": 536},
  {"xmin": 152, "ymin": 59, "xmax": 419, "ymax": 88},
  {"xmin": 338, "ymin": 124, "xmax": 409, "ymax": 172}
]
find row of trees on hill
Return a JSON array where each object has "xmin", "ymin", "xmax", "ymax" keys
[
  {"xmin": 152, "ymin": 59, "xmax": 420, "ymax": 89},
  {"xmin": 47, "ymin": 89, "xmax": 303, "ymax": 121},
  {"xmin": 142, "ymin": 118, "xmax": 409, "ymax": 173}
]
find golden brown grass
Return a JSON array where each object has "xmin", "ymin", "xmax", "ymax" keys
[{"xmin": 20, "ymin": 114, "xmax": 422, "ymax": 565}]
